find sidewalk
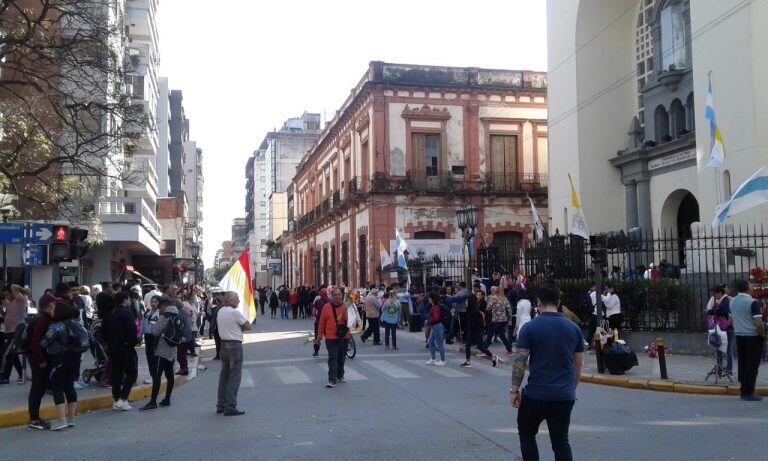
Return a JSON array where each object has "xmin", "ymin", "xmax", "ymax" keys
[
  {"xmin": 0, "ymin": 340, "xmax": 207, "ymax": 428},
  {"xmin": 397, "ymin": 324, "xmax": 768, "ymax": 394}
]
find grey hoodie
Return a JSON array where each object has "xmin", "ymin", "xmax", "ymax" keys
[{"xmin": 151, "ymin": 306, "xmax": 179, "ymax": 362}]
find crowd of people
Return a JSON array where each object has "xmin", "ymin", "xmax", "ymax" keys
[{"xmin": 0, "ymin": 279, "xmax": 224, "ymax": 430}]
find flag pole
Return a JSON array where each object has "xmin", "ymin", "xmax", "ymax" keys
[{"xmin": 709, "ymin": 71, "xmax": 722, "ymax": 207}]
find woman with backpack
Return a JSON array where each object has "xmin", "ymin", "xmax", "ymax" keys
[
  {"xmin": 140, "ymin": 296, "xmax": 177, "ymax": 410},
  {"xmin": 41, "ymin": 302, "xmax": 88, "ymax": 430},
  {"xmin": 425, "ymin": 292, "xmax": 446, "ymax": 366},
  {"xmin": 380, "ymin": 291, "xmax": 401, "ymax": 350}
]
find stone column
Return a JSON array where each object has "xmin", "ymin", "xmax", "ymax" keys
[
  {"xmin": 625, "ymin": 181, "xmax": 639, "ymax": 229},
  {"xmin": 637, "ymin": 179, "xmax": 653, "ymax": 236}
]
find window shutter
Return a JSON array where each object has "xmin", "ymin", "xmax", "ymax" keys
[{"xmin": 412, "ymin": 133, "xmax": 426, "ymax": 173}]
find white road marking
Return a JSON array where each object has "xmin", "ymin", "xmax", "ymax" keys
[
  {"xmin": 407, "ymin": 360, "xmax": 471, "ymax": 378},
  {"xmin": 318, "ymin": 363, "xmax": 368, "ymax": 381},
  {"xmin": 241, "ymin": 369, "xmax": 255, "ymax": 388},
  {"xmin": 364, "ymin": 360, "xmax": 419, "ymax": 379},
  {"xmin": 272, "ymin": 366, "xmax": 312, "ymax": 384}
]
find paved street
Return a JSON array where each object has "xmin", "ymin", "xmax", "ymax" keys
[{"xmin": 1, "ymin": 316, "xmax": 765, "ymax": 461}]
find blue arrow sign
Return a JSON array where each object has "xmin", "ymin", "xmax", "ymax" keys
[
  {"xmin": 0, "ymin": 223, "xmax": 24, "ymax": 244},
  {"xmin": 29, "ymin": 224, "xmax": 53, "ymax": 244}
]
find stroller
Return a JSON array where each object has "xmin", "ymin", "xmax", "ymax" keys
[{"xmin": 81, "ymin": 319, "xmax": 109, "ymax": 384}]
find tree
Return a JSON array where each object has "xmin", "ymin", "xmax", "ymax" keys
[{"xmin": 0, "ymin": 0, "xmax": 146, "ymax": 238}]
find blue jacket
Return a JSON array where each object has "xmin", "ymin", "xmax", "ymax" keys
[
  {"xmin": 446, "ymin": 288, "xmax": 468, "ymax": 313},
  {"xmin": 380, "ymin": 300, "xmax": 401, "ymax": 324}
]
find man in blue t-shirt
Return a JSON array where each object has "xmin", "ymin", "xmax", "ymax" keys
[
  {"xmin": 511, "ymin": 284, "xmax": 584, "ymax": 461},
  {"xmin": 730, "ymin": 278, "xmax": 766, "ymax": 401}
]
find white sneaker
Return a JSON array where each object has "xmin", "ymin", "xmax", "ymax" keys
[
  {"xmin": 435, "ymin": 360, "xmax": 446, "ymax": 366},
  {"xmin": 73, "ymin": 381, "xmax": 85, "ymax": 390},
  {"xmin": 51, "ymin": 420, "xmax": 68, "ymax": 431},
  {"xmin": 114, "ymin": 399, "xmax": 132, "ymax": 411},
  {"xmin": 143, "ymin": 377, "xmax": 152, "ymax": 384},
  {"xmin": 425, "ymin": 359, "xmax": 436, "ymax": 366}
]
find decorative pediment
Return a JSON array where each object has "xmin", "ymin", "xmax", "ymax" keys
[
  {"xmin": 355, "ymin": 112, "xmax": 370, "ymax": 132},
  {"xmin": 401, "ymin": 104, "xmax": 451, "ymax": 120}
]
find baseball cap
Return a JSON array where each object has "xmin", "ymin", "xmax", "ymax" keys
[{"xmin": 39, "ymin": 293, "xmax": 61, "ymax": 308}]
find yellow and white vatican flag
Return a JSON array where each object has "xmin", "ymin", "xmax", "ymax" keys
[
  {"xmin": 568, "ymin": 174, "xmax": 590, "ymax": 239},
  {"xmin": 218, "ymin": 249, "xmax": 256, "ymax": 322},
  {"xmin": 379, "ymin": 240, "xmax": 394, "ymax": 270}
]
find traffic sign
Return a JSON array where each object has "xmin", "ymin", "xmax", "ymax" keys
[
  {"xmin": 29, "ymin": 224, "xmax": 53, "ymax": 244},
  {"xmin": 0, "ymin": 223, "xmax": 25, "ymax": 244},
  {"xmin": 23, "ymin": 244, "xmax": 47, "ymax": 267}
]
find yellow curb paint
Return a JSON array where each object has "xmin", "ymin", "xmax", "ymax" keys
[
  {"xmin": 0, "ymin": 377, "xmax": 187, "ymax": 429},
  {"xmin": 625, "ymin": 379, "xmax": 650, "ymax": 389},
  {"xmin": 672, "ymin": 383, "xmax": 727, "ymax": 395},
  {"xmin": 727, "ymin": 385, "xmax": 741, "ymax": 396},
  {"xmin": 646, "ymin": 380, "xmax": 676, "ymax": 391},
  {"xmin": 588, "ymin": 375, "xmax": 628, "ymax": 386}
]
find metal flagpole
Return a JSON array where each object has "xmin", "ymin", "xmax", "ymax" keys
[{"xmin": 709, "ymin": 71, "xmax": 722, "ymax": 206}]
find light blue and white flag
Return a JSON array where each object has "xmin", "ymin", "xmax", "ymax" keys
[
  {"xmin": 705, "ymin": 77, "xmax": 726, "ymax": 168},
  {"xmin": 712, "ymin": 165, "xmax": 768, "ymax": 227},
  {"xmin": 395, "ymin": 227, "xmax": 408, "ymax": 268}
]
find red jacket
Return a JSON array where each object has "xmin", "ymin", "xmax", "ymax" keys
[
  {"xmin": 316, "ymin": 302, "xmax": 350, "ymax": 341},
  {"xmin": 313, "ymin": 295, "xmax": 329, "ymax": 320},
  {"xmin": 30, "ymin": 312, "xmax": 52, "ymax": 365},
  {"xmin": 289, "ymin": 293, "xmax": 299, "ymax": 306}
]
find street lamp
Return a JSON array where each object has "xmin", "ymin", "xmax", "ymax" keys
[{"xmin": 456, "ymin": 204, "xmax": 479, "ymax": 289}]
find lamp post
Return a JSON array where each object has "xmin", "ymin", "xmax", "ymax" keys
[
  {"xmin": 456, "ymin": 204, "xmax": 479, "ymax": 288},
  {"xmin": 189, "ymin": 243, "xmax": 201, "ymax": 285},
  {"xmin": 0, "ymin": 194, "xmax": 18, "ymax": 286}
]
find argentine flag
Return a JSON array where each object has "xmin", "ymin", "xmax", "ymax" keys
[
  {"xmin": 395, "ymin": 227, "xmax": 408, "ymax": 269},
  {"xmin": 712, "ymin": 166, "xmax": 768, "ymax": 227},
  {"xmin": 705, "ymin": 78, "xmax": 726, "ymax": 168}
]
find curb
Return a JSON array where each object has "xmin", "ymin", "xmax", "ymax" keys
[
  {"xmin": 0, "ymin": 377, "xmax": 188, "ymax": 429},
  {"xmin": 579, "ymin": 373, "xmax": 768, "ymax": 396}
]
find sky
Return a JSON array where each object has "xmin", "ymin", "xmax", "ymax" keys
[{"xmin": 157, "ymin": 0, "xmax": 548, "ymax": 267}]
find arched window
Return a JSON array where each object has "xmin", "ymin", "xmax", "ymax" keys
[
  {"xmin": 654, "ymin": 105, "xmax": 670, "ymax": 142},
  {"xmin": 686, "ymin": 92, "xmax": 695, "ymax": 131},
  {"xmin": 723, "ymin": 170, "xmax": 731, "ymax": 198},
  {"xmin": 660, "ymin": 2, "xmax": 687, "ymax": 70},
  {"xmin": 635, "ymin": 0, "xmax": 655, "ymax": 127},
  {"xmin": 670, "ymin": 99, "xmax": 686, "ymax": 137}
]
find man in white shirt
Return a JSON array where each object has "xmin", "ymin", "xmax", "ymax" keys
[
  {"xmin": 603, "ymin": 286, "xmax": 623, "ymax": 331},
  {"xmin": 215, "ymin": 291, "xmax": 251, "ymax": 416}
]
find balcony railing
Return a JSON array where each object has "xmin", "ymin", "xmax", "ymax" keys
[
  {"xmin": 124, "ymin": 157, "xmax": 158, "ymax": 195},
  {"xmin": 98, "ymin": 196, "xmax": 161, "ymax": 239}
]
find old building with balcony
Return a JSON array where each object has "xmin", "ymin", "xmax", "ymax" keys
[{"xmin": 283, "ymin": 61, "xmax": 548, "ymax": 288}]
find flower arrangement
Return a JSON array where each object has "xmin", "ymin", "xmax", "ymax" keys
[
  {"xmin": 644, "ymin": 343, "xmax": 670, "ymax": 358},
  {"xmin": 749, "ymin": 268, "xmax": 768, "ymax": 298}
]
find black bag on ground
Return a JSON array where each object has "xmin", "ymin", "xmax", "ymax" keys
[{"xmin": 602, "ymin": 339, "xmax": 639, "ymax": 375}]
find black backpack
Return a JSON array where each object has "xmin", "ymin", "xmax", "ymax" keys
[
  {"xmin": 65, "ymin": 319, "xmax": 90, "ymax": 354},
  {"xmin": 13, "ymin": 317, "xmax": 34, "ymax": 355},
  {"xmin": 162, "ymin": 312, "xmax": 184, "ymax": 347}
]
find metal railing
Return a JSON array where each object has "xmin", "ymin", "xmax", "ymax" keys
[{"xmin": 97, "ymin": 196, "xmax": 161, "ymax": 239}]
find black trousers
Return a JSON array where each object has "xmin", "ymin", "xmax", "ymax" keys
[
  {"xmin": 1, "ymin": 332, "xmax": 22, "ymax": 379},
  {"xmin": 149, "ymin": 356, "xmax": 175, "ymax": 404},
  {"xmin": 737, "ymin": 335, "xmax": 764, "ymax": 396},
  {"xmin": 518, "ymin": 396, "xmax": 575, "ymax": 461},
  {"xmin": 291, "ymin": 304, "xmax": 299, "ymax": 319},
  {"xmin": 361, "ymin": 317, "xmax": 380, "ymax": 343},
  {"xmin": 110, "ymin": 347, "xmax": 138, "ymax": 401},
  {"xmin": 50, "ymin": 353, "xmax": 78, "ymax": 405},
  {"xmin": 27, "ymin": 360, "xmax": 49, "ymax": 420},
  {"xmin": 259, "ymin": 300, "xmax": 266, "ymax": 315},
  {"xmin": 466, "ymin": 327, "xmax": 492, "ymax": 361},
  {"xmin": 313, "ymin": 321, "xmax": 321, "ymax": 354},
  {"xmin": 325, "ymin": 339, "xmax": 347, "ymax": 383}
]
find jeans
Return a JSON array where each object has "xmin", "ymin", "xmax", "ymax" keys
[
  {"xmin": 428, "ymin": 323, "xmax": 445, "ymax": 361},
  {"xmin": 280, "ymin": 301, "xmax": 290, "ymax": 318},
  {"xmin": 50, "ymin": 353, "xmax": 78, "ymax": 405},
  {"xmin": 587, "ymin": 314, "xmax": 598, "ymax": 346},
  {"xmin": 736, "ymin": 335, "xmax": 764, "ymax": 396},
  {"xmin": 27, "ymin": 360, "xmax": 49, "ymax": 420},
  {"xmin": 110, "ymin": 347, "xmax": 138, "ymax": 401},
  {"xmin": 517, "ymin": 396, "xmax": 575, "ymax": 461},
  {"xmin": 383, "ymin": 321, "xmax": 397, "ymax": 348},
  {"xmin": 466, "ymin": 327, "xmax": 492, "ymax": 361},
  {"xmin": 325, "ymin": 338, "xmax": 347, "ymax": 383},
  {"xmin": 177, "ymin": 343, "xmax": 188, "ymax": 373},
  {"xmin": 150, "ymin": 356, "xmax": 175, "ymax": 404},
  {"xmin": 361, "ymin": 317, "xmax": 380, "ymax": 343},
  {"xmin": 217, "ymin": 342, "xmax": 243, "ymax": 412},
  {"xmin": 313, "ymin": 321, "xmax": 321, "ymax": 354},
  {"xmin": 484, "ymin": 322, "xmax": 513, "ymax": 352}
]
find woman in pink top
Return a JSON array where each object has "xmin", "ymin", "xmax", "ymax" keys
[{"xmin": 1, "ymin": 285, "xmax": 27, "ymax": 384}]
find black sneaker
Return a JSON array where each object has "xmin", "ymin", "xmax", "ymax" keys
[
  {"xmin": 460, "ymin": 361, "xmax": 472, "ymax": 368},
  {"xmin": 159, "ymin": 399, "xmax": 171, "ymax": 407},
  {"xmin": 139, "ymin": 402, "xmax": 158, "ymax": 411},
  {"xmin": 27, "ymin": 419, "xmax": 50, "ymax": 431},
  {"xmin": 337, "ymin": 377, "xmax": 347, "ymax": 384},
  {"xmin": 312, "ymin": 352, "xmax": 319, "ymax": 357},
  {"xmin": 224, "ymin": 409, "xmax": 245, "ymax": 416},
  {"xmin": 360, "ymin": 336, "xmax": 367, "ymax": 343},
  {"xmin": 492, "ymin": 355, "xmax": 499, "ymax": 368},
  {"xmin": 216, "ymin": 408, "xmax": 224, "ymax": 414}
]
